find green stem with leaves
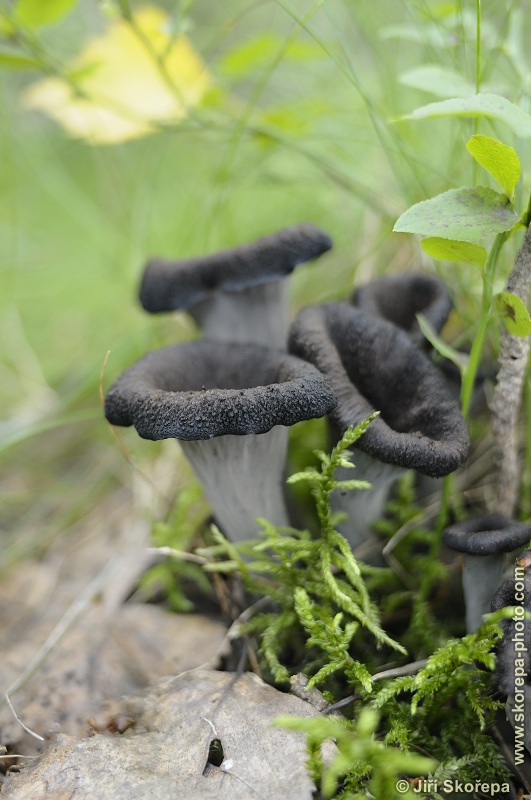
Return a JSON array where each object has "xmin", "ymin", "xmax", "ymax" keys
[
  {"xmin": 461, "ymin": 232, "xmax": 507, "ymax": 419},
  {"xmin": 435, "ymin": 232, "xmax": 506, "ymax": 540}
]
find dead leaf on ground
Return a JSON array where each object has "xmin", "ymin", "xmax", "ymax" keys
[{"xmin": 2, "ymin": 670, "xmax": 336, "ymax": 800}]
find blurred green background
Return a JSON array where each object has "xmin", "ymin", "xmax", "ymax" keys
[{"xmin": 1, "ymin": 0, "xmax": 529, "ymax": 565}]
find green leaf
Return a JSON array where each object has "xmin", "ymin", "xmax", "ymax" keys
[
  {"xmin": 219, "ymin": 33, "xmax": 323, "ymax": 79},
  {"xmin": 379, "ymin": 23, "xmax": 449, "ymax": 48},
  {"xmin": 399, "ymin": 65, "xmax": 475, "ymax": 98},
  {"xmin": 0, "ymin": 47, "xmax": 40, "ymax": 69},
  {"xmin": 219, "ymin": 34, "xmax": 279, "ymax": 77},
  {"xmin": 394, "ymin": 187, "xmax": 518, "ymax": 244},
  {"xmin": 14, "ymin": 0, "xmax": 77, "ymax": 29},
  {"xmin": 421, "ymin": 237, "xmax": 487, "ymax": 267},
  {"xmin": 493, "ymin": 292, "xmax": 531, "ymax": 337},
  {"xmin": 401, "ymin": 93, "xmax": 531, "ymax": 138},
  {"xmin": 259, "ymin": 106, "xmax": 308, "ymax": 137},
  {"xmin": 466, "ymin": 135, "xmax": 521, "ymax": 199}
]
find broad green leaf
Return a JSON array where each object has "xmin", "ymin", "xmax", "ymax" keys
[
  {"xmin": 219, "ymin": 34, "xmax": 323, "ymax": 79},
  {"xmin": 416, "ymin": 314, "xmax": 468, "ymax": 375},
  {"xmin": 493, "ymin": 292, "xmax": 531, "ymax": 337},
  {"xmin": 400, "ymin": 65, "xmax": 475, "ymax": 99},
  {"xmin": 380, "ymin": 14, "xmax": 496, "ymax": 47},
  {"xmin": 282, "ymin": 39, "xmax": 325, "ymax": 62},
  {"xmin": 421, "ymin": 237, "xmax": 487, "ymax": 268},
  {"xmin": 394, "ymin": 187, "xmax": 518, "ymax": 244},
  {"xmin": 466, "ymin": 135, "xmax": 521, "ymax": 199},
  {"xmin": 379, "ymin": 23, "xmax": 449, "ymax": 48},
  {"xmin": 0, "ymin": 47, "xmax": 39, "ymax": 69},
  {"xmin": 401, "ymin": 93, "xmax": 531, "ymax": 138},
  {"xmin": 15, "ymin": 0, "xmax": 78, "ymax": 28},
  {"xmin": 219, "ymin": 34, "xmax": 279, "ymax": 77},
  {"xmin": 259, "ymin": 106, "xmax": 308, "ymax": 137}
]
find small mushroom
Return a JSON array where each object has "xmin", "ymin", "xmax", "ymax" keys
[
  {"xmin": 139, "ymin": 224, "xmax": 332, "ymax": 349},
  {"xmin": 105, "ymin": 341, "xmax": 336, "ymax": 542},
  {"xmin": 288, "ymin": 303, "xmax": 469, "ymax": 549},
  {"xmin": 443, "ymin": 516, "xmax": 531, "ymax": 633},
  {"xmin": 350, "ymin": 272, "xmax": 452, "ymax": 349}
]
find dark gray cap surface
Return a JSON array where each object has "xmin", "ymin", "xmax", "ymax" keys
[
  {"xmin": 490, "ymin": 572, "xmax": 531, "ymax": 695},
  {"xmin": 443, "ymin": 515, "xmax": 531, "ymax": 556},
  {"xmin": 288, "ymin": 302, "xmax": 469, "ymax": 477},
  {"xmin": 351, "ymin": 272, "xmax": 452, "ymax": 347},
  {"xmin": 139, "ymin": 224, "xmax": 332, "ymax": 313},
  {"xmin": 105, "ymin": 341, "xmax": 337, "ymax": 441}
]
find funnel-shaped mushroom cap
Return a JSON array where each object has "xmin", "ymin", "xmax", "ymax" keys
[
  {"xmin": 490, "ymin": 579, "xmax": 517, "ymax": 643},
  {"xmin": 443, "ymin": 516, "xmax": 531, "ymax": 556},
  {"xmin": 288, "ymin": 303, "xmax": 469, "ymax": 478},
  {"xmin": 490, "ymin": 565, "xmax": 531, "ymax": 698},
  {"xmin": 105, "ymin": 341, "xmax": 337, "ymax": 440},
  {"xmin": 139, "ymin": 224, "xmax": 332, "ymax": 314},
  {"xmin": 351, "ymin": 273, "xmax": 452, "ymax": 347},
  {"xmin": 491, "ymin": 556, "xmax": 531, "ymax": 614}
]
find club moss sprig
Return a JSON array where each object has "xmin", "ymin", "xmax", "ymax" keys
[
  {"xmin": 273, "ymin": 612, "xmax": 511, "ymax": 798},
  {"xmin": 274, "ymin": 708, "xmax": 437, "ymax": 799},
  {"xmin": 200, "ymin": 414, "xmax": 406, "ymax": 688},
  {"xmin": 365, "ymin": 610, "xmax": 513, "ymax": 792},
  {"xmin": 372, "ymin": 611, "xmax": 507, "ymax": 725}
]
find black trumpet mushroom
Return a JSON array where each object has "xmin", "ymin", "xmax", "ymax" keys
[
  {"xmin": 443, "ymin": 516, "xmax": 531, "ymax": 633},
  {"xmin": 105, "ymin": 341, "xmax": 336, "ymax": 543},
  {"xmin": 139, "ymin": 224, "xmax": 332, "ymax": 349},
  {"xmin": 490, "ymin": 550, "xmax": 531, "ymax": 756},
  {"xmin": 351, "ymin": 272, "xmax": 452, "ymax": 349},
  {"xmin": 288, "ymin": 302, "xmax": 470, "ymax": 549}
]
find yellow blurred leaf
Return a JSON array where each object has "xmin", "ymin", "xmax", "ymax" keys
[{"xmin": 22, "ymin": 5, "xmax": 211, "ymax": 144}]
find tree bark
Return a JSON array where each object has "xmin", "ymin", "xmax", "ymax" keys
[{"xmin": 490, "ymin": 225, "xmax": 531, "ymax": 516}]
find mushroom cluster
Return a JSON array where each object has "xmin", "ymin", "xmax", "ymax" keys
[
  {"xmin": 106, "ymin": 227, "xmax": 471, "ymax": 552},
  {"xmin": 288, "ymin": 301, "xmax": 470, "ymax": 549},
  {"xmin": 106, "ymin": 225, "xmax": 337, "ymax": 543}
]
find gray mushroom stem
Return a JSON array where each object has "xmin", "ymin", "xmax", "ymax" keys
[
  {"xmin": 461, "ymin": 552, "xmax": 506, "ymax": 634},
  {"xmin": 189, "ymin": 280, "xmax": 290, "ymax": 349},
  {"xmin": 331, "ymin": 453, "xmax": 403, "ymax": 551},
  {"xmin": 181, "ymin": 428, "xmax": 290, "ymax": 542},
  {"xmin": 443, "ymin": 515, "xmax": 531, "ymax": 633}
]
